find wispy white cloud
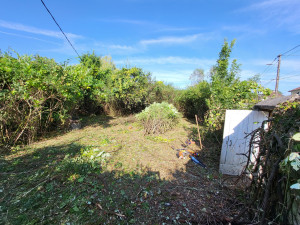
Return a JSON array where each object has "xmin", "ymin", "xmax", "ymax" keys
[
  {"xmin": 139, "ymin": 33, "xmax": 212, "ymax": 46},
  {"xmin": 0, "ymin": 30, "xmax": 61, "ymax": 46},
  {"xmin": 236, "ymin": 0, "xmax": 300, "ymax": 33},
  {"xmin": 88, "ymin": 32, "xmax": 215, "ymax": 55},
  {"xmin": 100, "ymin": 18, "xmax": 203, "ymax": 34},
  {"xmin": 91, "ymin": 42, "xmax": 142, "ymax": 55},
  {"xmin": 239, "ymin": 0, "xmax": 296, "ymax": 11},
  {"xmin": 0, "ymin": 20, "xmax": 83, "ymax": 40},
  {"xmin": 115, "ymin": 56, "xmax": 215, "ymax": 66},
  {"xmin": 108, "ymin": 44, "xmax": 137, "ymax": 51}
]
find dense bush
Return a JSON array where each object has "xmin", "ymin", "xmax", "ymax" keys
[
  {"xmin": 0, "ymin": 51, "xmax": 120, "ymax": 147},
  {"xmin": 0, "ymin": 42, "xmax": 272, "ymax": 148},
  {"xmin": 0, "ymin": 52, "xmax": 68, "ymax": 146},
  {"xmin": 0, "ymin": 51, "xmax": 150, "ymax": 147},
  {"xmin": 239, "ymin": 99, "xmax": 300, "ymax": 224},
  {"xmin": 136, "ymin": 102, "xmax": 181, "ymax": 134},
  {"xmin": 107, "ymin": 67, "xmax": 150, "ymax": 115},
  {"xmin": 77, "ymin": 53, "xmax": 116, "ymax": 114},
  {"xmin": 0, "ymin": 51, "xmax": 179, "ymax": 148},
  {"xmin": 176, "ymin": 81, "xmax": 210, "ymax": 120},
  {"xmin": 146, "ymin": 80, "xmax": 180, "ymax": 106}
]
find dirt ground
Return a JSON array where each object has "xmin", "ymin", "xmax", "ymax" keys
[{"xmin": 1, "ymin": 115, "xmax": 246, "ymax": 224}]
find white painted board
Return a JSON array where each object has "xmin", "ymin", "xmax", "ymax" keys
[{"xmin": 219, "ymin": 110, "xmax": 268, "ymax": 175}]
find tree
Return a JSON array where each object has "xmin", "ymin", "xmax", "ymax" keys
[
  {"xmin": 108, "ymin": 67, "xmax": 150, "ymax": 114},
  {"xmin": 205, "ymin": 39, "xmax": 270, "ymax": 130},
  {"xmin": 248, "ymin": 74, "xmax": 261, "ymax": 83},
  {"xmin": 189, "ymin": 68, "xmax": 204, "ymax": 85},
  {"xmin": 210, "ymin": 39, "xmax": 240, "ymax": 84}
]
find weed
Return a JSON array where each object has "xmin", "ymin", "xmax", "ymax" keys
[
  {"xmin": 136, "ymin": 102, "xmax": 181, "ymax": 134},
  {"xmin": 146, "ymin": 136, "xmax": 175, "ymax": 143}
]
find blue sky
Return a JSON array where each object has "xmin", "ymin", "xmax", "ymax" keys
[{"xmin": 1, "ymin": 0, "xmax": 299, "ymax": 95}]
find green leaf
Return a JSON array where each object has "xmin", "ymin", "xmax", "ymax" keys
[
  {"xmin": 292, "ymin": 133, "xmax": 300, "ymax": 141},
  {"xmin": 294, "ymin": 144, "xmax": 300, "ymax": 151},
  {"xmin": 77, "ymin": 177, "xmax": 84, "ymax": 183},
  {"xmin": 73, "ymin": 206, "xmax": 80, "ymax": 212}
]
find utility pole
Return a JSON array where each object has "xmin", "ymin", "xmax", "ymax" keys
[{"xmin": 275, "ymin": 54, "xmax": 281, "ymax": 95}]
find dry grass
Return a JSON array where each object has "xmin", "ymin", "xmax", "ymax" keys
[{"xmin": 0, "ymin": 115, "xmax": 245, "ymax": 224}]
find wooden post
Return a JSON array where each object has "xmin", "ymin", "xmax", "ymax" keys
[
  {"xmin": 275, "ymin": 54, "xmax": 281, "ymax": 95},
  {"xmin": 195, "ymin": 115, "xmax": 203, "ymax": 150}
]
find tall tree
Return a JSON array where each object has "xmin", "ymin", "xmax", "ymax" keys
[
  {"xmin": 211, "ymin": 39, "xmax": 240, "ymax": 84},
  {"xmin": 189, "ymin": 68, "xmax": 204, "ymax": 85}
]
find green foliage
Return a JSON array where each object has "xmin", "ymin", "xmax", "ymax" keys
[
  {"xmin": 136, "ymin": 102, "xmax": 181, "ymax": 134},
  {"xmin": 205, "ymin": 39, "xmax": 271, "ymax": 129},
  {"xmin": 0, "ymin": 52, "xmax": 69, "ymax": 146},
  {"xmin": 0, "ymin": 50, "xmax": 157, "ymax": 147},
  {"xmin": 245, "ymin": 100, "xmax": 300, "ymax": 224},
  {"xmin": 0, "ymin": 44, "xmax": 272, "ymax": 148},
  {"xmin": 0, "ymin": 142, "xmax": 163, "ymax": 224},
  {"xmin": 146, "ymin": 80, "xmax": 179, "ymax": 105},
  {"xmin": 177, "ymin": 81, "xmax": 211, "ymax": 119},
  {"xmin": 76, "ymin": 52, "xmax": 116, "ymax": 114},
  {"xmin": 108, "ymin": 67, "xmax": 150, "ymax": 114}
]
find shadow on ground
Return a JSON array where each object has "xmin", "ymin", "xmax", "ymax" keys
[
  {"xmin": 81, "ymin": 114, "xmax": 115, "ymax": 129},
  {"xmin": 0, "ymin": 139, "xmax": 245, "ymax": 225}
]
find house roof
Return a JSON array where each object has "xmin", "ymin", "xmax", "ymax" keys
[
  {"xmin": 253, "ymin": 95, "xmax": 299, "ymax": 111},
  {"xmin": 289, "ymin": 87, "xmax": 300, "ymax": 92}
]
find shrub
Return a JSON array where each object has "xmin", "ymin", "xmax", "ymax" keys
[
  {"xmin": 146, "ymin": 80, "xmax": 180, "ymax": 106},
  {"xmin": 176, "ymin": 81, "xmax": 210, "ymax": 120},
  {"xmin": 136, "ymin": 102, "xmax": 181, "ymax": 134},
  {"xmin": 107, "ymin": 67, "xmax": 150, "ymax": 115}
]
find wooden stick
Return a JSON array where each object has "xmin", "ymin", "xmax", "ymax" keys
[{"xmin": 195, "ymin": 115, "xmax": 203, "ymax": 150}]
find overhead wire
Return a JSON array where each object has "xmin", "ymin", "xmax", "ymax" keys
[
  {"xmin": 262, "ymin": 79, "xmax": 275, "ymax": 86},
  {"xmin": 247, "ymin": 44, "xmax": 300, "ymax": 92},
  {"xmin": 40, "ymin": 0, "xmax": 80, "ymax": 58},
  {"xmin": 258, "ymin": 57, "xmax": 278, "ymax": 79},
  {"xmin": 258, "ymin": 45, "xmax": 300, "ymax": 84},
  {"xmin": 279, "ymin": 74, "xmax": 300, "ymax": 80},
  {"xmin": 283, "ymin": 48, "xmax": 300, "ymax": 57},
  {"xmin": 281, "ymin": 44, "xmax": 300, "ymax": 56}
]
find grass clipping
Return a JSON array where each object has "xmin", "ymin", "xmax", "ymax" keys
[{"xmin": 136, "ymin": 102, "xmax": 181, "ymax": 134}]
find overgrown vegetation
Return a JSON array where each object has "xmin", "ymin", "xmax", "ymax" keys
[
  {"xmin": 136, "ymin": 102, "xmax": 181, "ymax": 134},
  {"xmin": 0, "ymin": 51, "xmax": 177, "ymax": 148},
  {"xmin": 1, "ymin": 38, "xmax": 295, "ymax": 224},
  {"xmin": 178, "ymin": 39, "xmax": 271, "ymax": 133},
  {"xmin": 233, "ymin": 98, "xmax": 300, "ymax": 224},
  {"xmin": 177, "ymin": 81, "xmax": 210, "ymax": 120}
]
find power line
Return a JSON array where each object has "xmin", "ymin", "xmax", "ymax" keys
[
  {"xmin": 253, "ymin": 45, "xmax": 300, "ymax": 91},
  {"xmin": 41, "ymin": 0, "xmax": 80, "ymax": 58},
  {"xmin": 262, "ymin": 74, "xmax": 300, "ymax": 84},
  {"xmin": 280, "ymin": 74, "xmax": 300, "ymax": 80},
  {"xmin": 283, "ymin": 48, "xmax": 300, "ymax": 57},
  {"xmin": 259, "ymin": 57, "xmax": 277, "ymax": 78},
  {"xmin": 262, "ymin": 79, "xmax": 275, "ymax": 86},
  {"xmin": 281, "ymin": 44, "xmax": 300, "ymax": 56}
]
